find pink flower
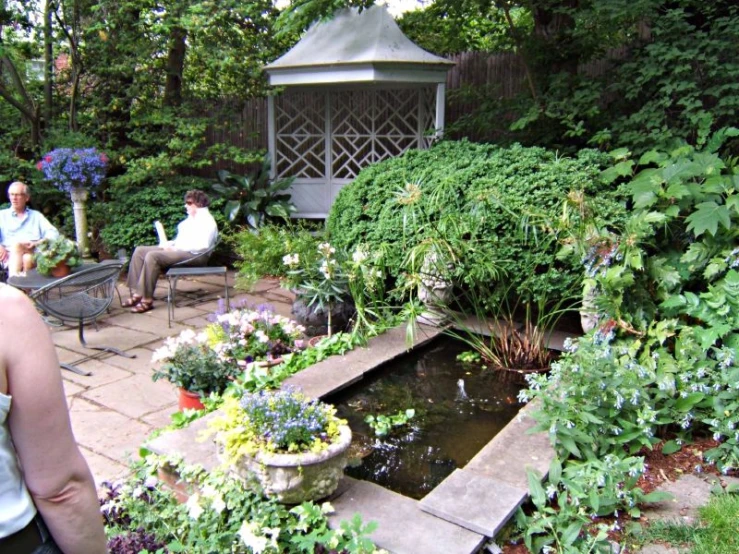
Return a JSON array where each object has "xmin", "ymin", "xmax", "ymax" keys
[{"xmin": 36, "ymin": 161, "xmax": 43, "ymax": 170}]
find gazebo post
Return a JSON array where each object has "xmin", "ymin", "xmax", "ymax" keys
[
  {"xmin": 267, "ymin": 95, "xmax": 276, "ymax": 179},
  {"xmin": 435, "ymin": 83, "xmax": 446, "ymax": 140}
]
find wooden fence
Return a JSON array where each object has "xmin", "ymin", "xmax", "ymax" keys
[{"xmin": 199, "ymin": 49, "xmax": 629, "ymax": 168}]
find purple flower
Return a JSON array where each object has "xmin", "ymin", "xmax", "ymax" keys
[{"xmin": 37, "ymin": 147, "xmax": 108, "ymax": 193}]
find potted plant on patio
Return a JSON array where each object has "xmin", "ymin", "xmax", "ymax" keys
[
  {"xmin": 283, "ymin": 242, "xmax": 355, "ymax": 338},
  {"xmin": 209, "ymin": 389, "xmax": 352, "ymax": 504},
  {"xmin": 34, "ymin": 236, "xmax": 82, "ymax": 277},
  {"xmin": 152, "ymin": 329, "xmax": 239, "ymax": 411}
]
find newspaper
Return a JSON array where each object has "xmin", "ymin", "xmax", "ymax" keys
[{"xmin": 154, "ymin": 220, "xmax": 168, "ymax": 246}]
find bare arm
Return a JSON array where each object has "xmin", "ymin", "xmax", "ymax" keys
[{"xmin": 0, "ymin": 286, "xmax": 106, "ymax": 554}]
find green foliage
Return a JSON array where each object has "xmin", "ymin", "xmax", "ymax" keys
[
  {"xmin": 327, "ymin": 140, "xmax": 626, "ymax": 306},
  {"xmin": 211, "ymin": 156, "xmax": 297, "ymax": 229},
  {"xmin": 365, "ymin": 409, "xmax": 415, "ymax": 437},
  {"xmin": 151, "ymin": 330, "xmax": 238, "ymax": 395},
  {"xmin": 516, "ymin": 130, "xmax": 739, "ymax": 549},
  {"xmin": 231, "ymin": 222, "xmax": 323, "ymax": 290},
  {"xmin": 102, "ymin": 455, "xmax": 381, "ymax": 553},
  {"xmin": 33, "ymin": 236, "xmax": 82, "ymax": 275},
  {"xmin": 94, "ymin": 175, "xmax": 222, "ymax": 255}
]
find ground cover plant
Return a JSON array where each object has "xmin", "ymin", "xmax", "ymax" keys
[
  {"xmin": 513, "ymin": 129, "xmax": 739, "ymax": 552},
  {"xmin": 327, "ymin": 140, "xmax": 627, "ymax": 309},
  {"xmin": 101, "ymin": 455, "xmax": 380, "ymax": 554}
]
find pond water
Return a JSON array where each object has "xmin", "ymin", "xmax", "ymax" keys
[{"xmin": 330, "ymin": 335, "xmax": 524, "ymax": 500}]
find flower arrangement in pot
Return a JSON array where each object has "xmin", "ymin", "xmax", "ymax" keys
[
  {"xmin": 34, "ymin": 236, "xmax": 82, "ymax": 277},
  {"xmin": 152, "ymin": 329, "xmax": 239, "ymax": 411},
  {"xmin": 209, "ymin": 389, "xmax": 352, "ymax": 504},
  {"xmin": 205, "ymin": 305, "xmax": 305, "ymax": 368}
]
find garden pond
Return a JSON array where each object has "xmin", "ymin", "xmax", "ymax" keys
[{"xmin": 330, "ymin": 335, "xmax": 524, "ymax": 499}]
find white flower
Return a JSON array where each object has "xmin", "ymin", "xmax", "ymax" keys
[
  {"xmin": 352, "ymin": 249, "xmax": 368, "ymax": 263},
  {"xmin": 320, "ymin": 501, "xmax": 335, "ymax": 514},
  {"xmin": 186, "ymin": 493, "xmax": 204, "ymax": 520},
  {"xmin": 283, "ymin": 253, "xmax": 299, "ymax": 267},
  {"xmin": 238, "ymin": 521, "xmax": 268, "ymax": 553},
  {"xmin": 255, "ymin": 330, "xmax": 269, "ymax": 343}
]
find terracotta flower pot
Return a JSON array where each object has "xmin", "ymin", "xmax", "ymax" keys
[
  {"xmin": 221, "ymin": 424, "xmax": 352, "ymax": 504},
  {"xmin": 50, "ymin": 261, "xmax": 71, "ymax": 278},
  {"xmin": 178, "ymin": 388, "xmax": 205, "ymax": 411}
]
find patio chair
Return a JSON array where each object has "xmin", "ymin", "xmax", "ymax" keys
[
  {"xmin": 165, "ymin": 237, "xmax": 229, "ymax": 327},
  {"xmin": 30, "ymin": 262, "xmax": 136, "ymax": 375}
]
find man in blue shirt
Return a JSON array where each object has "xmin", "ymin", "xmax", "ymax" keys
[{"xmin": 0, "ymin": 182, "xmax": 59, "ymax": 277}]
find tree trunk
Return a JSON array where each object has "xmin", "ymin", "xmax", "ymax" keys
[
  {"xmin": 163, "ymin": 26, "xmax": 187, "ymax": 108},
  {"xmin": 44, "ymin": 0, "xmax": 54, "ymax": 128}
]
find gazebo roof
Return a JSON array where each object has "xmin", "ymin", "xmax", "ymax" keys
[{"xmin": 265, "ymin": 5, "xmax": 453, "ymax": 86}]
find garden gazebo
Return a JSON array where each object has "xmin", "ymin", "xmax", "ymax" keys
[{"xmin": 265, "ymin": 5, "xmax": 454, "ymax": 218}]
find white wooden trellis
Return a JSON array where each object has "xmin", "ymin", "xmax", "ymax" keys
[{"xmin": 272, "ymin": 87, "xmax": 437, "ymax": 217}]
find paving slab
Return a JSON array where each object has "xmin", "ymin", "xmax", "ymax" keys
[
  {"xmin": 329, "ymin": 477, "xmax": 485, "ymax": 554},
  {"xmin": 146, "ymin": 413, "xmax": 220, "ymax": 471},
  {"xmin": 52, "ymin": 324, "xmax": 159, "ymax": 352},
  {"xmin": 67, "ymin": 397, "xmax": 153, "ymax": 463},
  {"xmin": 110, "ymin": 311, "xmax": 191, "ymax": 336},
  {"xmin": 419, "ymin": 468, "xmax": 527, "ymax": 536},
  {"xmin": 62, "ymin": 379, "xmax": 85, "ymax": 399},
  {"xmin": 80, "ymin": 446, "xmax": 130, "ymax": 488},
  {"xmin": 641, "ymin": 474, "xmax": 715, "ymax": 526},
  {"xmin": 61, "ymin": 359, "xmax": 133, "ymax": 389},
  {"xmin": 102, "ymin": 347, "xmax": 161, "ymax": 374},
  {"xmin": 465, "ymin": 401, "xmax": 554, "ymax": 491},
  {"xmin": 81, "ymin": 372, "xmax": 179, "ymax": 419},
  {"xmin": 141, "ymin": 405, "xmax": 180, "ymax": 429}
]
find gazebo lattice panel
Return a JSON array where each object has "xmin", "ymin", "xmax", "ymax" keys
[{"xmin": 274, "ymin": 87, "xmax": 436, "ymax": 183}]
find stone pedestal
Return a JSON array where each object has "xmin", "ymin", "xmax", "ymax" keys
[{"xmin": 70, "ymin": 187, "xmax": 92, "ymax": 260}]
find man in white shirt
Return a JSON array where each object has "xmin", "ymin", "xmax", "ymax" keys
[
  {"xmin": 0, "ymin": 182, "xmax": 59, "ymax": 277},
  {"xmin": 124, "ymin": 189, "xmax": 218, "ymax": 313}
]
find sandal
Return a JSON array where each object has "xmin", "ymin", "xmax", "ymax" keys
[
  {"xmin": 121, "ymin": 296, "xmax": 142, "ymax": 308},
  {"xmin": 131, "ymin": 300, "xmax": 154, "ymax": 313}
]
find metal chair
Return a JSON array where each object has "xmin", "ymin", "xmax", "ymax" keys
[
  {"xmin": 165, "ymin": 239, "xmax": 229, "ymax": 327},
  {"xmin": 30, "ymin": 262, "xmax": 136, "ymax": 375}
]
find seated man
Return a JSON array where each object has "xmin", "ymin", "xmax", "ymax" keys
[
  {"xmin": 125, "ymin": 189, "xmax": 218, "ymax": 313},
  {"xmin": 0, "ymin": 181, "xmax": 60, "ymax": 277}
]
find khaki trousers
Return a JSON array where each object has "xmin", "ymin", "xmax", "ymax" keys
[{"xmin": 126, "ymin": 246, "xmax": 194, "ymax": 298}]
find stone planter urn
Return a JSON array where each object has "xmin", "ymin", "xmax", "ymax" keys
[
  {"xmin": 291, "ymin": 295, "xmax": 355, "ymax": 337},
  {"xmin": 221, "ymin": 424, "xmax": 352, "ymax": 504}
]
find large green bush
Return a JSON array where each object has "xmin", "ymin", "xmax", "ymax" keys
[
  {"xmin": 327, "ymin": 140, "xmax": 627, "ymax": 306},
  {"xmin": 95, "ymin": 175, "xmax": 226, "ymax": 255}
]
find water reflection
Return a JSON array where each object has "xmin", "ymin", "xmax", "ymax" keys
[{"xmin": 331, "ymin": 336, "xmax": 523, "ymax": 499}]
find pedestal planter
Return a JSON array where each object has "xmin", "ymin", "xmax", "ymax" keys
[
  {"xmin": 221, "ymin": 424, "xmax": 352, "ymax": 504},
  {"xmin": 70, "ymin": 187, "xmax": 92, "ymax": 260},
  {"xmin": 178, "ymin": 388, "xmax": 206, "ymax": 411}
]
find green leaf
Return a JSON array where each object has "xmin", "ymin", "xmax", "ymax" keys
[
  {"xmin": 527, "ymin": 469, "xmax": 546, "ymax": 508},
  {"xmin": 641, "ymin": 491, "xmax": 674, "ymax": 503},
  {"xmin": 562, "ymin": 521, "xmax": 584, "ymax": 546},
  {"xmin": 661, "ymin": 440, "xmax": 682, "ymax": 455},
  {"xmin": 548, "ymin": 457, "xmax": 562, "ymax": 486},
  {"xmin": 638, "ymin": 150, "xmax": 666, "ymax": 166},
  {"xmin": 559, "ymin": 435, "xmax": 582, "ymax": 458},
  {"xmin": 675, "ymin": 393, "xmax": 705, "ymax": 412},
  {"xmin": 685, "ymin": 202, "xmax": 731, "ymax": 237},
  {"xmin": 224, "ymin": 200, "xmax": 241, "ymax": 222}
]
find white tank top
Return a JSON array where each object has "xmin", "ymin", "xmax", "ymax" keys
[{"xmin": 0, "ymin": 392, "xmax": 36, "ymax": 538}]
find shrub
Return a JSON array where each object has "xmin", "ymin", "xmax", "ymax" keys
[
  {"xmin": 231, "ymin": 222, "xmax": 322, "ymax": 290},
  {"xmin": 327, "ymin": 140, "xmax": 627, "ymax": 305},
  {"xmin": 94, "ymin": 175, "xmax": 225, "ymax": 255}
]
